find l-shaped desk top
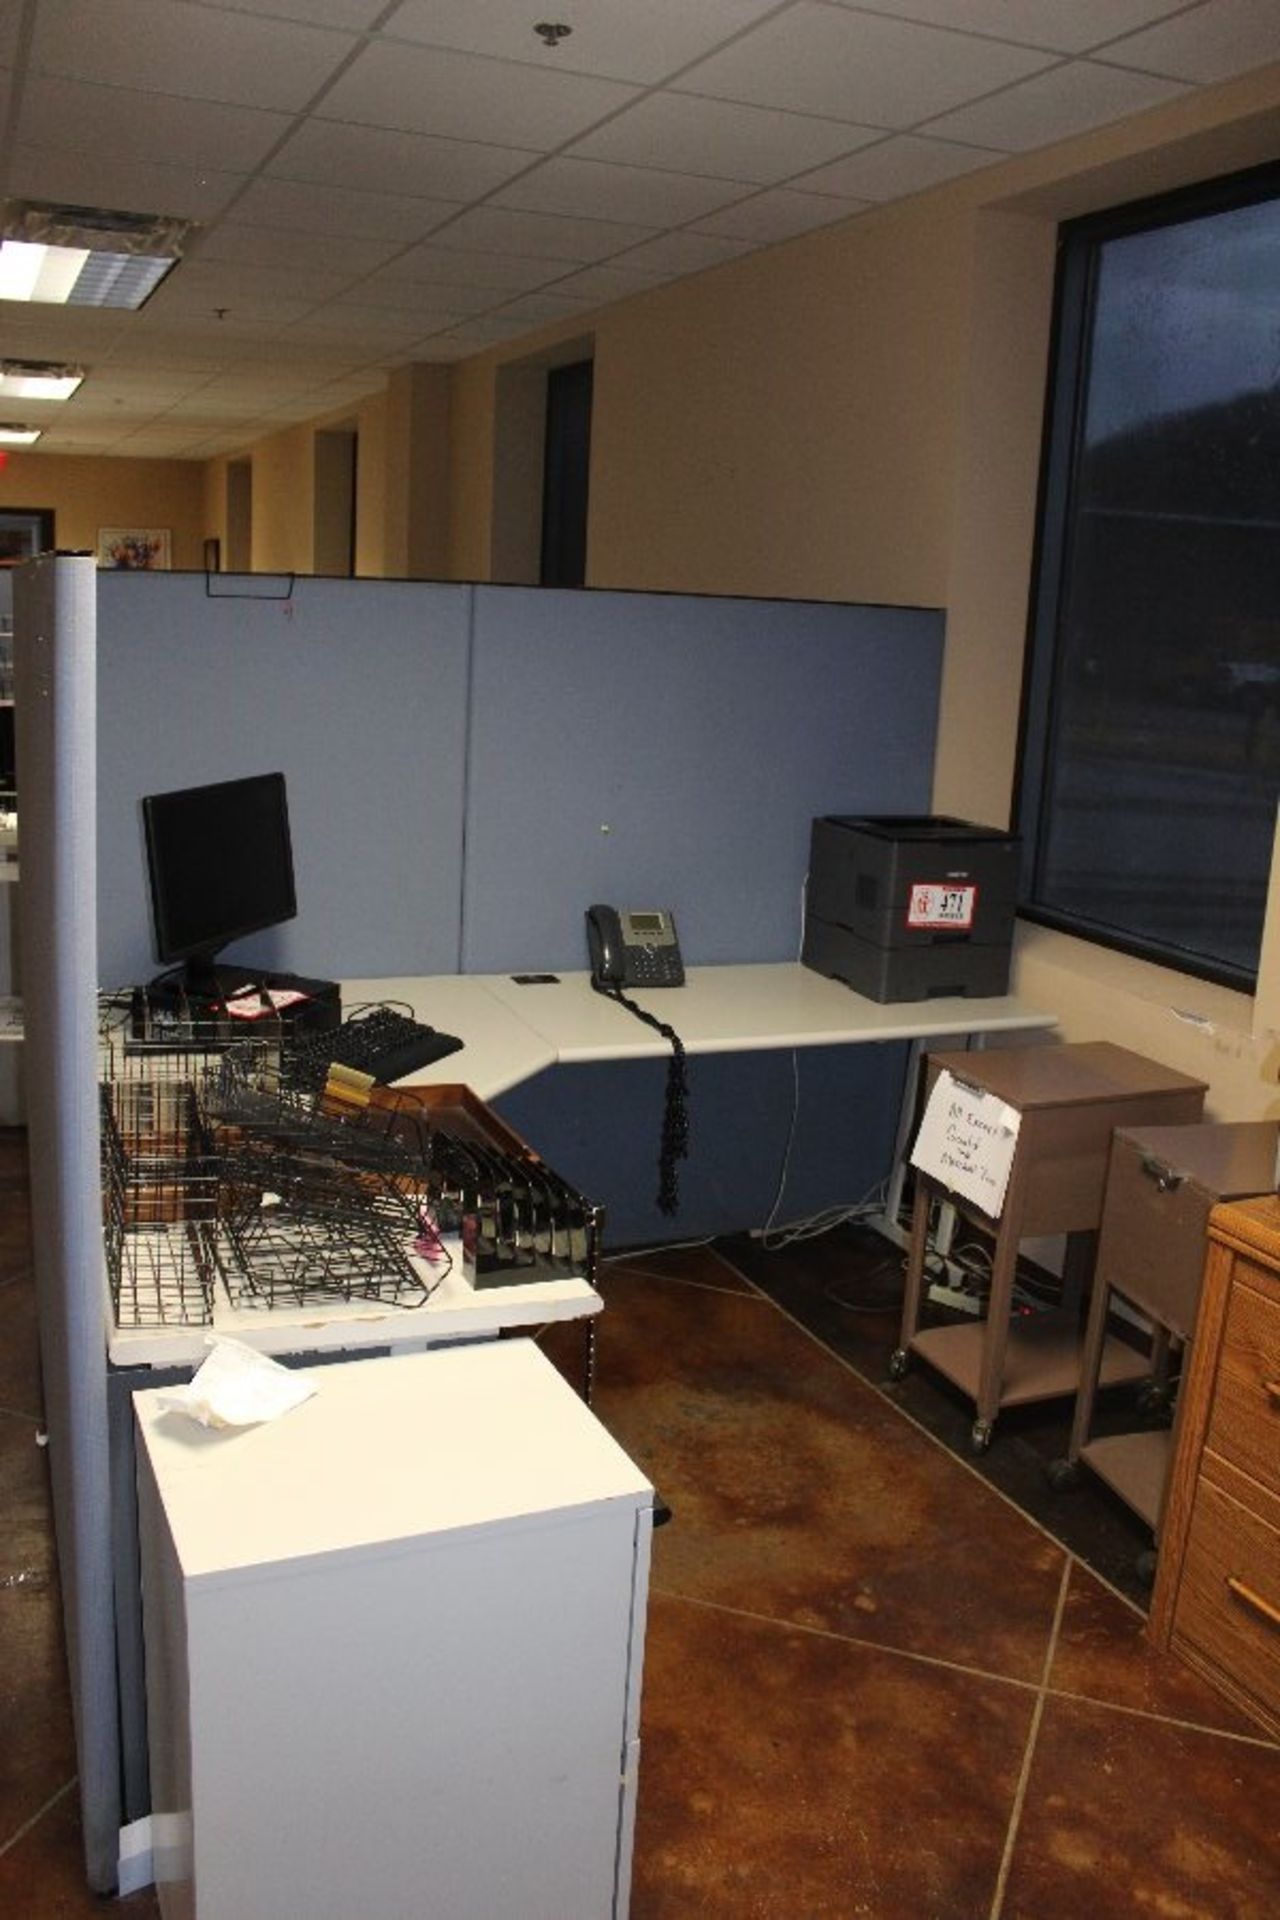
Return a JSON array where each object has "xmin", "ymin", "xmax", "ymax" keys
[
  {"xmin": 107, "ymin": 965, "xmax": 1054, "ymax": 1370},
  {"xmin": 342, "ymin": 963, "xmax": 1057, "ymax": 1099}
]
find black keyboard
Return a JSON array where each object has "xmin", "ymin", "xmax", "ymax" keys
[{"xmin": 283, "ymin": 1006, "xmax": 463, "ymax": 1092}]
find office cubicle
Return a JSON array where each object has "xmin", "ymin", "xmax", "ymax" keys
[
  {"xmin": 22, "ymin": 557, "xmax": 943, "ymax": 1890},
  {"xmin": 96, "ymin": 571, "xmax": 944, "ymax": 1240}
]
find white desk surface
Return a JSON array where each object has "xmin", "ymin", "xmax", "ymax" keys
[
  {"xmin": 341, "ymin": 974, "xmax": 557, "ymax": 1098},
  {"xmin": 346, "ymin": 964, "xmax": 1055, "ymax": 1097}
]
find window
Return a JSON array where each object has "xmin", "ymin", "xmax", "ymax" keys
[
  {"xmin": 539, "ymin": 358, "xmax": 593, "ymax": 588},
  {"xmin": 1019, "ymin": 164, "xmax": 1280, "ymax": 991}
]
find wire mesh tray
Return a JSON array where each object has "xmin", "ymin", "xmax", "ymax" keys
[
  {"xmin": 215, "ymin": 1145, "xmax": 438, "ymax": 1312},
  {"xmin": 101, "ymin": 1079, "xmax": 224, "ymax": 1328}
]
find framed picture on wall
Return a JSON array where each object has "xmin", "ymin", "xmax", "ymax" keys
[
  {"xmin": 0, "ymin": 507, "xmax": 56, "ymax": 566},
  {"xmin": 97, "ymin": 527, "xmax": 171, "ymax": 571}
]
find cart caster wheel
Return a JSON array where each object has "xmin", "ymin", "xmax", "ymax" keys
[
  {"xmin": 970, "ymin": 1420, "xmax": 994, "ymax": 1455},
  {"xmin": 1136, "ymin": 1382, "xmax": 1171, "ymax": 1417},
  {"xmin": 887, "ymin": 1348, "xmax": 910, "ymax": 1382},
  {"xmin": 1135, "ymin": 1548, "xmax": 1158, "ymax": 1589},
  {"xmin": 1046, "ymin": 1457, "xmax": 1081, "ymax": 1492}
]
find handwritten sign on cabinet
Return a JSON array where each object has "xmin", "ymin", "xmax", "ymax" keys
[{"xmin": 910, "ymin": 1069, "xmax": 1021, "ymax": 1218}]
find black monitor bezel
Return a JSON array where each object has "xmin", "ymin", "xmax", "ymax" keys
[{"xmin": 141, "ymin": 770, "xmax": 297, "ymax": 970}]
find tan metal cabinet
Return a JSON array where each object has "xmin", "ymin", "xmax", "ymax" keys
[{"xmin": 893, "ymin": 1042, "xmax": 1206, "ymax": 1452}]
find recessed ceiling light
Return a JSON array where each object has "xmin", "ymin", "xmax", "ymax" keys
[
  {"xmin": 0, "ymin": 360, "xmax": 84, "ymax": 401},
  {"xmin": 0, "ymin": 424, "xmax": 42, "ymax": 446},
  {"xmin": 0, "ymin": 201, "xmax": 196, "ymax": 310}
]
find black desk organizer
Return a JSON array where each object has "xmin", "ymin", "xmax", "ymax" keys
[{"xmin": 98, "ymin": 1000, "xmax": 599, "ymax": 1327}]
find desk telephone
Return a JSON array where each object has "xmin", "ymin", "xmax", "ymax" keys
[
  {"xmin": 584, "ymin": 904, "xmax": 689, "ymax": 1215},
  {"xmin": 585, "ymin": 905, "xmax": 685, "ymax": 989}
]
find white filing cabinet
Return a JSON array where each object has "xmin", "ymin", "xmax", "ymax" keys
[{"xmin": 135, "ymin": 1340, "xmax": 653, "ymax": 1920}]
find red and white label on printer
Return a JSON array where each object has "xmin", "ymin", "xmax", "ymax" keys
[{"xmin": 906, "ymin": 882, "xmax": 976, "ymax": 930}]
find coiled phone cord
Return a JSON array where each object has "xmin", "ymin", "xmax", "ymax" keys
[{"xmin": 592, "ymin": 980, "xmax": 690, "ymax": 1214}]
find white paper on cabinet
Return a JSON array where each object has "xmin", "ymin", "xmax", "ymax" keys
[{"xmin": 909, "ymin": 1068, "xmax": 1021, "ymax": 1218}]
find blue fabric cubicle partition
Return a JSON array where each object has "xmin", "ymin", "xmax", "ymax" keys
[
  {"xmin": 92, "ymin": 572, "xmax": 942, "ymax": 1243},
  {"xmin": 95, "ymin": 574, "xmax": 471, "ymax": 987},
  {"xmin": 464, "ymin": 587, "xmax": 943, "ymax": 973}
]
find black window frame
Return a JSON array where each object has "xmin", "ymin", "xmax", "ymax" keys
[{"xmin": 1016, "ymin": 158, "xmax": 1280, "ymax": 994}]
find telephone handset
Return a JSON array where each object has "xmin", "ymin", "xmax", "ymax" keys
[{"xmin": 585, "ymin": 904, "xmax": 685, "ymax": 989}]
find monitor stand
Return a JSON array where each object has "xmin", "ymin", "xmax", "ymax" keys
[{"xmin": 139, "ymin": 961, "xmax": 342, "ymax": 1033}]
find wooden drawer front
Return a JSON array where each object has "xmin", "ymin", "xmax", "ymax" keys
[
  {"xmin": 1174, "ymin": 1477, "xmax": 1280, "ymax": 1727},
  {"xmin": 1206, "ymin": 1271, "xmax": 1280, "ymax": 1501}
]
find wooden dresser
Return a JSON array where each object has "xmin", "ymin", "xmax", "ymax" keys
[{"xmin": 1149, "ymin": 1193, "xmax": 1280, "ymax": 1736}]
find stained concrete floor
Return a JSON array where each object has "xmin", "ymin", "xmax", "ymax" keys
[{"xmin": 2, "ymin": 1134, "xmax": 1277, "ymax": 1916}]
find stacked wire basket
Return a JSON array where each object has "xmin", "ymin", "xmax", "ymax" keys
[
  {"xmin": 100, "ymin": 1008, "xmax": 446, "ymax": 1329},
  {"xmin": 98, "ymin": 1000, "xmax": 598, "ymax": 1330}
]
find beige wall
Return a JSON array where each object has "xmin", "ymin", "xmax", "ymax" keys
[
  {"xmin": 8, "ymin": 63, "xmax": 1279, "ymax": 1120},
  {"xmin": 0, "ymin": 453, "xmax": 207, "ymax": 567},
  {"xmin": 440, "ymin": 63, "xmax": 1280, "ymax": 1120}
]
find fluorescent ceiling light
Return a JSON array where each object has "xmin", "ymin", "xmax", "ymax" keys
[
  {"xmin": 0, "ymin": 361, "xmax": 84, "ymax": 401},
  {"xmin": 0, "ymin": 424, "xmax": 42, "ymax": 446},
  {"xmin": 0, "ymin": 202, "xmax": 195, "ymax": 311}
]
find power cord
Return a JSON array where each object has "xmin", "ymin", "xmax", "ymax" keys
[{"xmin": 591, "ymin": 979, "xmax": 689, "ymax": 1215}]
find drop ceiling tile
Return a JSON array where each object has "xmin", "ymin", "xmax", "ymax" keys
[
  {"xmin": 923, "ymin": 58, "xmax": 1192, "ymax": 151},
  {"xmin": 318, "ymin": 40, "xmax": 640, "ymax": 149},
  {"xmin": 367, "ymin": 245, "xmax": 560, "ymax": 292},
  {"xmin": 16, "ymin": 75, "xmax": 294, "ymax": 171},
  {"xmin": 492, "ymin": 290, "xmax": 603, "ymax": 324},
  {"xmin": 436, "ymin": 311, "xmax": 543, "ymax": 345},
  {"xmin": 550, "ymin": 262, "xmax": 671, "ymax": 303},
  {"xmin": 312, "ymin": 295, "xmax": 473, "ymax": 331},
  {"xmin": 383, "ymin": 0, "xmax": 785, "ymax": 84},
  {"xmin": 569, "ymin": 92, "xmax": 883, "ymax": 185},
  {"xmin": 406, "ymin": 336, "xmax": 472, "ymax": 362},
  {"xmin": 341, "ymin": 273, "xmax": 505, "ymax": 316},
  {"xmin": 194, "ymin": 222, "xmax": 405, "ymax": 276},
  {"xmin": 159, "ymin": 257, "xmax": 356, "ymax": 300},
  {"xmin": 7, "ymin": 144, "xmax": 248, "ymax": 221},
  {"xmin": 609, "ymin": 228, "xmax": 755, "ymax": 278},
  {"xmin": 675, "ymin": 3, "xmax": 1056, "ymax": 128},
  {"xmin": 692, "ymin": 186, "xmax": 865, "ymax": 243},
  {"xmin": 86, "ymin": 333, "xmax": 250, "ymax": 370},
  {"xmin": 828, "ymin": 1, "xmax": 1195, "ymax": 57},
  {"xmin": 796, "ymin": 132, "xmax": 1005, "ymax": 200},
  {"xmin": 0, "ymin": 310, "xmax": 134, "ymax": 358},
  {"xmin": 213, "ymin": 0, "xmax": 389, "ymax": 26},
  {"xmin": 228, "ymin": 176, "xmax": 456, "ymax": 243},
  {"xmin": 492, "ymin": 156, "xmax": 750, "ymax": 227},
  {"xmin": 268, "ymin": 120, "xmax": 539, "ymax": 200},
  {"xmin": 30, "ymin": 0, "xmax": 357, "ymax": 113},
  {"xmin": 283, "ymin": 305, "xmax": 438, "ymax": 344},
  {"xmin": 80, "ymin": 373, "xmax": 213, "ymax": 402},
  {"xmin": 427, "ymin": 205, "xmax": 657, "ymax": 263},
  {"xmin": 1102, "ymin": 0, "xmax": 1280, "ymax": 83}
]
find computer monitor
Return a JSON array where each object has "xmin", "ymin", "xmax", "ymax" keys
[{"xmin": 141, "ymin": 771, "xmax": 297, "ymax": 1001}]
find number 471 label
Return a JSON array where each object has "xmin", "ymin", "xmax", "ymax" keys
[{"xmin": 907, "ymin": 882, "xmax": 976, "ymax": 930}]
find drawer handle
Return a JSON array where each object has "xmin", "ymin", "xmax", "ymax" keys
[
  {"xmin": 1140, "ymin": 1156, "xmax": 1183, "ymax": 1193},
  {"xmin": 1226, "ymin": 1577, "xmax": 1280, "ymax": 1632}
]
